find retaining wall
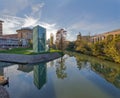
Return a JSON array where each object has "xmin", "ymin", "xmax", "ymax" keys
[{"xmin": 0, "ymin": 53, "xmax": 61, "ymax": 64}]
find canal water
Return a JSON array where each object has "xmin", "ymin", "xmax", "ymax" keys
[{"xmin": 0, "ymin": 52, "xmax": 120, "ymax": 98}]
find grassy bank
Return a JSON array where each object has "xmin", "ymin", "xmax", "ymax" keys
[{"xmin": 0, "ymin": 48, "xmax": 63, "ymax": 55}]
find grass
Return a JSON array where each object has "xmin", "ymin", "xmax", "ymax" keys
[
  {"xmin": 0, "ymin": 48, "xmax": 33, "ymax": 54},
  {"xmin": 0, "ymin": 47, "xmax": 63, "ymax": 55}
]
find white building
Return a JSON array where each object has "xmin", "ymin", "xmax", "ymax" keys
[{"xmin": 0, "ymin": 38, "xmax": 19, "ymax": 48}]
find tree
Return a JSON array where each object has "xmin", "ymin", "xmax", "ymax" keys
[
  {"xmin": 92, "ymin": 41, "xmax": 105, "ymax": 56},
  {"xmin": 50, "ymin": 33, "xmax": 54, "ymax": 48},
  {"xmin": 55, "ymin": 29, "xmax": 67, "ymax": 51},
  {"xmin": 66, "ymin": 41, "xmax": 75, "ymax": 51},
  {"xmin": 104, "ymin": 35, "xmax": 120, "ymax": 63}
]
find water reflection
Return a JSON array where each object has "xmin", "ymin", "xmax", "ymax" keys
[
  {"xmin": 56, "ymin": 57, "xmax": 67, "ymax": 79},
  {"xmin": 17, "ymin": 65, "xmax": 33, "ymax": 73},
  {"xmin": 33, "ymin": 63, "xmax": 46, "ymax": 89},
  {"xmin": 0, "ymin": 53, "xmax": 120, "ymax": 98},
  {"xmin": 92, "ymin": 63, "xmax": 120, "ymax": 88},
  {"xmin": 0, "ymin": 62, "xmax": 10, "ymax": 86},
  {"xmin": 70, "ymin": 52, "xmax": 120, "ymax": 89}
]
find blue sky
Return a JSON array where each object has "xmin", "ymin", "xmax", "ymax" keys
[{"xmin": 0, "ymin": 0, "xmax": 120, "ymax": 41}]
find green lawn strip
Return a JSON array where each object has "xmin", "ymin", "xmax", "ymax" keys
[{"xmin": 0, "ymin": 48, "xmax": 63, "ymax": 55}]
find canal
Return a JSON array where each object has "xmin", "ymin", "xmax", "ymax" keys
[{"xmin": 0, "ymin": 52, "xmax": 120, "ymax": 98}]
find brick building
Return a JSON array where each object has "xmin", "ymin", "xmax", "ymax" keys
[
  {"xmin": 0, "ymin": 20, "xmax": 33, "ymax": 48},
  {"xmin": 0, "ymin": 20, "xmax": 3, "ymax": 36},
  {"xmin": 91, "ymin": 29, "xmax": 120, "ymax": 43},
  {"xmin": 16, "ymin": 28, "xmax": 33, "ymax": 40}
]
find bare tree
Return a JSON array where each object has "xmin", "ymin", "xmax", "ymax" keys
[{"xmin": 55, "ymin": 29, "xmax": 67, "ymax": 51}]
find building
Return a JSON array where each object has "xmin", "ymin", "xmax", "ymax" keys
[
  {"xmin": 0, "ymin": 20, "xmax": 3, "ymax": 36},
  {"xmin": 33, "ymin": 25, "xmax": 46, "ymax": 53},
  {"xmin": 91, "ymin": 29, "xmax": 120, "ymax": 43},
  {"xmin": 76, "ymin": 33, "xmax": 90, "ymax": 42},
  {"xmin": 16, "ymin": 28, "xmax": 33, "ymax": 46},
  {"xmin": 0, "ymin": 38, "xmax": 19, "ymax": 48},
  {"xmin": 1, "ymin": 34, "xmax": 18, "ymax": 39},
  {"xmin": 16, "ymin": 28, "xmax": 33, "ymax": 40}
]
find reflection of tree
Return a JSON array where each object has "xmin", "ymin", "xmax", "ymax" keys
[
  {"xmin": 33, "ymin": 63, "xmax": 46, "ymax": 90},
  {"xmin": 66, "ymin": 51, "xmax": 120, "ymax": 88},
  {"xmin": 75, "ymin": 54, "xmax": 88, "ymax": 70},
  {"xmin": 56, "ymin": 57, "xmax": 67, "ymax": 79},
  {"xmin": 50, "ymin": 61, "xmax": 54, "ymax": 67},
  {"xmin": 92, "ymin": 63, "xmax": 120, "ymax": 88}
]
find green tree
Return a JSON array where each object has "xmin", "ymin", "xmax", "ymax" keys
[
  {"xmin": 92, "ymin": 41, "xmax": 105, "ymax": 56},
  {"xmin": 104, "ymin": 35, "xmax": 120, "ymax": 63},
  {"xmin": 66, "ymin": 41, "xmax": 75, "ymax": 51}
]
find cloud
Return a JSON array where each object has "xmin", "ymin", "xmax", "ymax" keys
[
  {"xmin": 31, "ymin": 3, "xmax": 45, "ymax": 13},
  {"xmin": 68, "ymin": 19, "xmax": 120, "ymax": 36},
  {"xmin": 31, "ymin": 3, "xmax": 45, "ymax": 19},
  {"xmin": 0, "ymin": 14, "xmax": 58, "ymax": 40},
  {"xmin": 0, "ymin": 1, "xmax": 57, "ymax": 39},
  {"xmin": 0, "ymin": 0, "xmax": 29, "ymax": 15},
  {"xmin": 22, "ymin": 15, "xmax": 39, "ymax": 27},
  {"xmin": 40, "ymin": 23, "xmax": 57, "ymax": 40}
]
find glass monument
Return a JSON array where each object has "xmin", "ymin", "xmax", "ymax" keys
[{"xmin": 33, "ymin": 25, "xmax": 46, "ymax": 53}]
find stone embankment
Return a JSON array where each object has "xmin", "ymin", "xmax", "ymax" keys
[
  {"xmin": 0, "ymin": 52, "xmax": 61, "ymax": 64},
  {"xmin": 0, "ymin": 86, "xmax": 9, "ymax": 98}
]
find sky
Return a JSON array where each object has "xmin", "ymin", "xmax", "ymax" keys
[{"xmin": 0, "ymin": 0, "xmax": 120, "ymax": 41}]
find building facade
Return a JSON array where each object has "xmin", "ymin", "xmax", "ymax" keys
[
  {"xmin": 33, "ymin": 25, "xmax": 46, "ymax": 53},
  {"xmin": 0, "ymin": 38, "xmax": 19, "ymax": 48},
  {"xmin": 16, "ymin": 28, "xmax": 33, "ymax": 47},
  {"xmin": 1, "ymin": 34, "xmax": 18, "ymax": 39},
  {"xmin": 91, "ymin": 29, "xmax": 120, "ymax": 43},
  {"xmin": 16, "ymin": 28, "xmax": 33, "ymax": 40},
  {"xmin": 0, "ymin": 20, "xmax": 3, "ymax": 36}
]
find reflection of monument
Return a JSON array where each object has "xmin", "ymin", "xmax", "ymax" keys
[
  {"xmin": 17, "ymin": 65, "xmax": 33, "ymax": 73},
  {"xmin": 33, "ymin": 63, "xmax": 46, "ymax": 89},
  {"xmin": 33, "ymin": 25, "xmax": 46, "ymax": 53}
]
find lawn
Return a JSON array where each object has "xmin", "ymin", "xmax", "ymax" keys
[{"xmin": 0, "ymin": 48, "xmax": 63, "ymax": 55}]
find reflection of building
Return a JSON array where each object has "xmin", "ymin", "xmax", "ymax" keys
[
  {"xmin": 17, "ymin": 65, "xmax": 33, "ymax": 73},
  {"xmin": 33, "ymin": 25, "xmax": 46, "ymax": 53},
  {"xmin": 33, "ymin": 63, "xmax": 46, "ymax": 89}
]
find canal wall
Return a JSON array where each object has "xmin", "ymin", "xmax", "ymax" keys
[{"xmin": 0, "ymin": 52, "xmax": 62, "ymax": 64}]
